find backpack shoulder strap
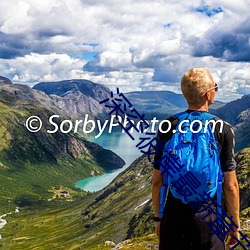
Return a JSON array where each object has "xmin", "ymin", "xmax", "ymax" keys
[
  {"xmin": 201, "ymin": 112, "xmax": 223, "ymax": 221},
  {"xmin": 174, "ymin": 111, "xmax": 217, "ymax": 121},
  {"xmin": 201, "ymin": 112, "xmax": 217, "ymax": 120},
  {"xmin": 173, "ymin": 111, "xmax": 189, "ymax": 121}
]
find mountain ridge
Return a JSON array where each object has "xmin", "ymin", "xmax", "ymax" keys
[
  {"xmin": 33, "ymin": 79, "xmax": 111, "ymax": 121},
  {"xmin": 32, "ymin": 78, "xmax": 227, "ymax": 122},
  {"xmin": 0, "ymin": 76, "xmax": 12, "ymax": 85}
]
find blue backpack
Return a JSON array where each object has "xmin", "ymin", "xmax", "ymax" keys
[{"xmin": 158, "ymin": 111, "xmax": 223, "ymax": 219}]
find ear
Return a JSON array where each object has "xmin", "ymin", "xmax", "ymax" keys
[{"xmin": 204, "ymin": 92, "xmax": 210, "ymax": 100}]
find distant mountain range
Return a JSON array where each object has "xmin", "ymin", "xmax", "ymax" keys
[
  {"xmin": 125, "ymin": 90, "xmax": 225, "ymax": 119},
  {"xmin": 32, "ymin": 80, "xmax": 225, "ymax": 121},
  {"xmin": 32, "ymin": 78, "xmax": 249, "ymax": 152},
  {"xmin": 124, "ymin": 90, "xmax": 187, "ymax": 119},
  {"xmin": 2, "ymin": 75, "xmax": 250, "ymax": 154}
]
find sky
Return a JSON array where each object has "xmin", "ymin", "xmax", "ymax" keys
[{"xmin": 0, "ymin": 0, "xmax": 249, "ymax": 102}]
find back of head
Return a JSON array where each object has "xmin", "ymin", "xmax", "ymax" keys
[{"xmin": 181, "ymin": 68, "xmax": 213, "ymax": 104}]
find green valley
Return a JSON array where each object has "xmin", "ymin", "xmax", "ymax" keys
[{"xmin": 1, "ymin": 148, "xmax": 249, "ymax": 249}]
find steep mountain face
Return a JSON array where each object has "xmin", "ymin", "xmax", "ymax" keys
[
  {"xmin": 213, "ymin": 94, "xmax": 250, "ymax": 125},
  {"xmin": 79, "ymin": 154, "xmax": 153, "ymax": 248},
  {"xmin": 33, "ymin": 79, "xmax": 111, "ymax": 121},
  {"xmin": 0, "ymin": 81, "xmax": 124, "ymax": 212},
  {"xmin": 234, "ymin": 109, "xmax": 250, "ymax": 152}
]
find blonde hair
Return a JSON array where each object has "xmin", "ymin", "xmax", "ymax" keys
[{"xmin": 181, "ymin": 68, "xmax": 214, "ymax": 104}]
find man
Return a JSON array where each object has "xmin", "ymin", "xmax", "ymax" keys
[{"xmin": 152, "ymin": 68, "xmax": 240, "ymax": 250}]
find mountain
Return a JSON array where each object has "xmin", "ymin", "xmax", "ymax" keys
[
  {"xmin": 125, "ymin": 90, "xmax": 186, "ymax": 111},
  {"xmin": 209, "ymin": 100, "xmax": 225, "ymax": 110},
  {"xmin": 0, "ymin": 77, "xmax": 248, "ymax": 248},
  {"xmin": 0, "ymin": 79, "xmax": 125, "ymax": 212},
  {"xmin": 234, "ymin": 108, "xmax": 250, "ymax": 152},
  {"xmin": 33, "ymin": 79, "xmax": 111, "ymax": 121},
  {"xmin": 212, "ymin": 94, "xmax": 250, "ymax": 152},
  {"xmin": 125, "ymin": 91, "xmax": 224, "ymax": 119},
  {"xmin": 0, "ymin": 76, "xmax": 12, "ymax": 85},
  {"xmin": 213, "ymin": 94, "xmax": 250, "ymax": 126}
]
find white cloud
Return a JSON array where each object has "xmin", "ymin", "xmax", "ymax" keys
[
  {"xmin": 0, "ymin": 53, "xmax": 87, "ymax": 85},
  {"xmin": 0, "ymin": 0, "xmax": 249, "ymax": 101}
]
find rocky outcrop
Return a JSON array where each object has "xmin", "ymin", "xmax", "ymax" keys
[
  {"xmin": 210, "ymin": 95, "xmax": 250, "ymax": 152},
  {"xmin": 0, "ymin": 76, "xmax": 12, "ymax": 85}
]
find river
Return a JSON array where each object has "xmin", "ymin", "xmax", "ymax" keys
[{"xmin": 75, "ymin": 131, "xmax": 155, "ymax": 192}]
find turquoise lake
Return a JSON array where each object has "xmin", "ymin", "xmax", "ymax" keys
[{"xmin": 75, "ymin": 131, "xmax": 155, "ymax": 192}]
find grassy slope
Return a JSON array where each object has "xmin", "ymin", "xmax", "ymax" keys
[
  {"xmin": 1, "ymin": 148, "xmax": 249, "ymax": 250},
  {"xmin": 0, "ymin": 154, "xmax": 154, "ymax": 249},
  {"xmin": 236, "ymin": 148, "xmax": 250, "ymax": 213},
  {"xmin": 0, "ymin": 199, "xmax": 89, "ymax": 250},
  {"xmin": 0, "ymin": 87, "xmax": 115, "ymax": 213}
]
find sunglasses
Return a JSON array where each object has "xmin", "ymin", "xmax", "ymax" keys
[{"xmin": 203, "ymin": 83, "xmax": 218, "ymax": 95}]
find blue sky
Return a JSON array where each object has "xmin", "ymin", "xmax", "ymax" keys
[{"xmin": 0, "ymin": 0, "xmax": 249, "ymax": 102}]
